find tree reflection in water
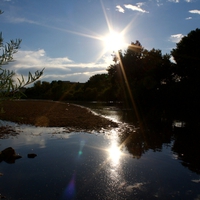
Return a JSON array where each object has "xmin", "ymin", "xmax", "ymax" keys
[
  {"xmin": 172, "ymin": 128, "xmax": 200, "ymax": 174},
  {"xmin": 115, "ymin": 116, "xmax": 200, "ymax": 175},
  {"xmin": 117, "ymin": 121, "xmax": 172, "ymax": 159}
]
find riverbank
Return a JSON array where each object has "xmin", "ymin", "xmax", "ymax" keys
[{"xmin": 0, "ymin": 100, "xmax": 118, "ymax": 131}]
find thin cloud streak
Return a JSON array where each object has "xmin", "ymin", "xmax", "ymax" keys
[
  {"xmin": 6, "ymin": 16, "xmax": 41, "ymax": 25},
  {"xmin": 5, "ymin": 15, "xmax": 103, "ymax": 42}
]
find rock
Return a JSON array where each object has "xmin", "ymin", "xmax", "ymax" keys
[
  {"xmin": 0, "ymin": 147, "xmax": 22, "ymax": 163},
  {"xmin": 27, "ymin": 153, "xmax": 37, "ymax": 158},
  {"xmin": 0, "ymin": 194, "xmax": 7, "ymax": 199},
  {"xmin": 1, "ymin": 147, "xmax": 15, "ymax": 158}
]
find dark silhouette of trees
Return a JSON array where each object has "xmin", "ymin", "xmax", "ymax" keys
[
  {"xmin": 107, "ymin": 41, "xmax": 173, "ymax": 118},
  {"xmin": 170, "ymin": 28, "xmax": 200, "ymax": 119},
  {"xmin": 171, "ymin": 28, "xmax": 200, "ymax": 81},
  {"xmin": 24, "ymin": 80, "xmax": 84, "ymax": 101},
  {"xmin": 83, "ymin": 74, "xmax": 111, "ymax": 101},
  {"xmin": 172, "ymin": 131, "xmax": 200, "ymax": 174}
]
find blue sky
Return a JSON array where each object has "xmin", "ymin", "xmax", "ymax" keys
[{"xmin": 0, "ymin": 0, "xmax": 199, "ymax": 83}]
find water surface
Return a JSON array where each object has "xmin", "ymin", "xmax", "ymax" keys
[{"xmin": 0, "ymin": 108, "xmax": 200, "ymax": 199}]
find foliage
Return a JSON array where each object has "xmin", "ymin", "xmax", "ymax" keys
[
  {"xmin": 170, "ymin": 28, "xmax": 200, "ymax": 115},
  {"xmin": 24, "ymin": 80, "xmax": 84, "ymax": 101},
  {"xmin": 171, "ymin": 28, "xmax": 200, "ymax": 81},
  {"xmin": 0, "ymin": 10, "xmax": 44, "ymax": 100},
  {"xmin": 107, "ymin": 42, "xmax": 173, "ymax": 111}
]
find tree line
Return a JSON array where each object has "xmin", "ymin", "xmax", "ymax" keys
[{"xmin": 23, "ymin": 28, "xmax": 200, "ymax": 122}]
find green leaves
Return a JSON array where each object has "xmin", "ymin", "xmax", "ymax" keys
[
  {"xmin": 0, "ymin": 67, "xmax": 44, "ymax": 100},
  {"xmin": 17, "ymin": 68, "xmax": 45, "ymax": 88},
  {"xmin": 0, "ymin": 33, "xmax": 22, "ymax": 65},
  {"xmin": 0, "ymin": 11, "xmax": 44, "ymax": 100}
]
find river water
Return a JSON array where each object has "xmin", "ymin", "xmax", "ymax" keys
[{"xmin": 0, "ymin": 103, "xmax": 200, "ymax": 200}]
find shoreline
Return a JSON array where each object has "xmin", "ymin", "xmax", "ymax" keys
[{"xmin": 0, "ymin": 100, "xmax": 118, "ymax": 131}]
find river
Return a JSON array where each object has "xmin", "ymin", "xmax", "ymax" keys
[{"xmin": 0, "ymin": 102, "xmax": 200, "ymax": 200}]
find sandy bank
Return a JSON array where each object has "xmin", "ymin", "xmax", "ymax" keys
[{"xmin": 0, "ymin": 100, "xmax": 118, "ymax": 131}]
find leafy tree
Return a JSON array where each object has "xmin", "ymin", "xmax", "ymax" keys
[
  {"xmin": 84, "ymin": 74, "xmax": 111, "ymax": 100},
  {"xmin": 171, "ymin": 28, "xmax": 200, "ymax": 81},
  {"xmin": 107, "ymin": 41, "xmax": 173, "ymax": 116},
  {"xmin": 170, "ymin": 29, "xmax": 200, "ymax": 116},
  {"xmin": 0, "ymin": 10, "xmax": 44, "ymax": 100}
]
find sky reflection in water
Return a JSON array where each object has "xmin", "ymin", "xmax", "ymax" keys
[{"xmin": 0, "ymin": 120, "xmax": 200, "ymax": 199}]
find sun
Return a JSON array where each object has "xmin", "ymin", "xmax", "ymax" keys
[{"xmin": 103, "ymin": 31, "xmax": 126, "ymax": 52}]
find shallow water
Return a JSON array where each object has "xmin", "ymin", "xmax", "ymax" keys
[{"xmin": 0, "ymin": 120, "xmax": 200, "ymax": 200}]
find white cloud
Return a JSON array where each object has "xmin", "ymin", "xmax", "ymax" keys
[
  {"xmin": 116, "ymin": 5, "xmax": 125, "ymax": 13},
  {"xmin": 189, "ymin": 10, "xmax": 200, "ymax": 14},
  {"xmin": 168, "ymin": 0, "xmax": 179, "ymax": 3},
  {"xmin": 156, "ymin": 0, "xmax": 163, "ymax": 6},
  {"xmin": 169, "ymin": 34, "xmax": 184, "ymax": 43},
  {"xmin": 185, "ymin": 0, "xmax": 192, "ymax": 2},
  {"xmin": 186, "ymin": 16, "xmax": 192, "ymax": 20},
  {"xmin": 124, "ymin": 4, "xmax": 149, "ymax": 13},
  {"xmin": 4, "ymin": 49, "xmax": 108, "ymax": 83},
  {"xmin": 136, "ymin": 2, "xmax": 145, "ymax": 7}
]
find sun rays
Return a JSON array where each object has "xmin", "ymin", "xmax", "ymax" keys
[
  {"xmin": 28, "ymin": 1, "xmax": 134, "ymax": 66},
  {"xmin": 26, "ymin": 1, "xmax": 141, "ymax": 121},
  {"xmin": 56, "ymin": 0, "xmax": 132, "ymax": 64}
]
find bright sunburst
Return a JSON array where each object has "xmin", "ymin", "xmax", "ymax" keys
[
  {"xmin": 103, "ymin": 31, "xmax": 126, "ymax": 52},
  {"xmin": 56, "ymin": 0, "xmax": 134, "ymax": 63}
]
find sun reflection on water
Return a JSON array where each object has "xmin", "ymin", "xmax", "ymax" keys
[
  {"xmin": 105, "ymin": 130, "xmax": 127, "ymax": 197},
  {"xmin": 106, "ymin": 129, "xmax": 123, "ymax": 167},
  {"xmin": 108, "ymin": 142, "xmax": 121, "ymax": 166}
]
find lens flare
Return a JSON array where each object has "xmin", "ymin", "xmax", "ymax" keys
[
  {"xmin": 62, "ymin": 173, "xmax": 76, "ymax": 200},
  {"xmin": 78, "ymin": 140, "xmax": 85, "ymax": 157}
]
